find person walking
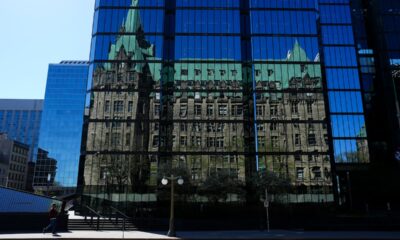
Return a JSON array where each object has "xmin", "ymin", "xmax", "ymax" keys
[{"xmin": 43, "ymin": 203, "xmax": 58, "ymax": 234}]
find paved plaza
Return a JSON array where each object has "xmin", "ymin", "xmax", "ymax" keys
[{"xmin": 2, "ymin": 230, "xmax": 400, "ymax": 240}]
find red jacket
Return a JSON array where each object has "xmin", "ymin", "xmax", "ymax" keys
[{"xmin": 49, "ymin": 208, "xmax": 58, "ymax": 219}]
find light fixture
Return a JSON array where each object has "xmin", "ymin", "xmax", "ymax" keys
[
  {"xmin": 161, "ymin": 178, "xmax": 168, "ymax": 185},
  {"xmin": 177, "ymin": 178, "xmax": 184, "ymax": 185}
]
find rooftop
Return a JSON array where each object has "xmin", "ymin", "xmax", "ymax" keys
[{"xmin": 59, "ymin": 61, "xmax": 89, "ymax": 65}]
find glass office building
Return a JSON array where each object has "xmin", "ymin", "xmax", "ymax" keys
[
  {"xmin": 34, "ymin": 61, "xmax": 88, "ymax": 195},
  {"xmin": 338, "ymin": 0, "xmax": 400, "ymax": 208},
  {"xmin": 0, "ymin": 99, "xmax": 43, "ymax": 162},
  {"xmin": 80, "ymin": 0, "xmax": 369, "ymax": 216}
]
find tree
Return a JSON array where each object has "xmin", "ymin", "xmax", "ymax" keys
[
  {"xmin": 129, "ymin": 157, "xmax": 150, "ymax": 193},
  {"xmin": 199, "ymin": 170, "xmax": 245, "ymax": 204},
  {"xmin": 248, "ymin": 170, "xmax": 292, "ymax": 203},
  {"xmin": 107, "ymin": 157, "xmax": 129, "ymax": 193}
]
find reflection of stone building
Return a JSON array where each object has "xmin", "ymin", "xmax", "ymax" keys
[
  {"xmin": 84, "ymin": 3, "xmax": 156, "ymax": 192},
  {"xmin": 82, "ymin": 0, "xmax": 334, "ymax": 205},
  {"xmin": 33, "ymin": 148, "xmax": 57, "ymax": 191},
  {"xmin": 25, "ymin": 161, "xmax": 35, "ymax": 192},
  {"xmin": 0, "ymin": 133, "xmax": 30, "ymax": 190},
  {"xmin": 84, "ymin": 38, "xmax": 331, "ymax": 191},
  {"xmin": 0, "ymin": 99, "xmax": 43, "ymax": 162},
  {"xmin": 356, "ymin": 126, "xmax": 369, "ymax": 163},
  {"xmin": 254, "ymin": 43, "xmax": 331, "ymax": 192}
]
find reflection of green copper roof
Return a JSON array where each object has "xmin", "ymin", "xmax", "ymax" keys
[
  {"xmin": 105, "ymin": 4, "xmax": 320, "ymax": 90},
  {"xmin": 124, "ymin": 0, "xmax": 141, "ymax": 33},
  {"xmin": 174, "ymin": 60, "xmax": 243, "ymax": 81},
  {"xmin": 106, "ymin": 0, "xmax": 154, "ymax": 73},
  {"xmin": 357, "ymin": 125, "xmax": 367, "ymax": 138},
  {"xmin": 254, "ymin": 41, "xmax": 321, "ymax": 89}
]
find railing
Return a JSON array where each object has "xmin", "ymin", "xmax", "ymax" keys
[
  {"xmin": 83, "ymin": 205, "xmax": 102, "ymax": 231},
  {"xmin": 110, "ymin": 206, "xmax": 132, "ymax": 231}
]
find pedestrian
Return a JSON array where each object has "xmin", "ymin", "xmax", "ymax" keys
[{"xmin": 43, "ymin": 203, "xmax": 58, "ymax": 235}]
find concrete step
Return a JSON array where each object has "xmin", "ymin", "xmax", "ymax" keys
[{"xmin": 68, "ymin": 218, "xmax": 137, "ymax": 231}]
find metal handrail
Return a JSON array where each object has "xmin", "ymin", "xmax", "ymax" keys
[
  {"xmin": 110, "ymin": 206, "xmax": 130, "ymax": 219},
  {"xmin": 83, "ymin": 205, "xmax": 102, "ymax": 231},
  {"xmin": 110, "ymin": 206, "xmax": 131, "ymax": 231}
]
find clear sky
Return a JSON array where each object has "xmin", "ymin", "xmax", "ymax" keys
[{"xmin": 0, "ymin": 0, "xmax": 95, "ymax": 99}]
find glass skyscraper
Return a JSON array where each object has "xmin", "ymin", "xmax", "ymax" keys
[
  {"xmin": 34, "ymin": 61, "xmax": 88, "ymax": 195},
  {"xmin": 80, "ymin": 0, "xmax": 371, "ymax": 218},
  {"xmin": 0, "ymin": 99, "xmax": 43, "ymax": 162}
]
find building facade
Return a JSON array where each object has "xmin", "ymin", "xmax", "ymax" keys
[
  {"xmin": 332, "ymin": 0, "xmax": 400, "ymax": 208},
  {"xmin": 0, "ymin": 99, "xmax": 43, "ymax": 162},
  {"xmin": 33, "ymin": 61, "xmax": 88, "ymax": 196},
  {"xmin": 80, "ymin": 0, "xmax": 371, "ymax": 217},
  {"xmin": 0, "ymin": 133, "xmax": 30, "ymax": 190}
]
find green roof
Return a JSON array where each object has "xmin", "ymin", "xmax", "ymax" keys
[
  {"xmin": 254, "ymin": 41, "xmax": 321, "ymax": 89},
  {"xmin": 105, "ymin": 0, "xmax": 154, "ymax": 73},
  {"xmin": 103, "ymin": 2, "xmax": 321, "ymax": 90}
]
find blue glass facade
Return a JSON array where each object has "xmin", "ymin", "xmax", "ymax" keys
[
  {"xmin": 34, "ymin": 61, "xmax": 88, "ymax": 194},
  {"xmin": 319, "ymin": 1, "xmax": 369, "ymax": 164},
  {"xmin": 0, "ymin": 99, "xmax": 43, "ymax": 162},
  {"xmin": 80, "ymin": 0, "xmax": 372, "ymax": 218}
]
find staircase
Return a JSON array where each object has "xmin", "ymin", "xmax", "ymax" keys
[{"xmin": 67, "ymin": 211, "xmax": 137, "ymax": 231}]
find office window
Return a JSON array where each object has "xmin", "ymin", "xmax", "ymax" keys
[
  {"xmin": 291, "ymin": 102, "xmax": 299, "ymax": 114},
  {"xmin": 113, "ymin": 101, "xmax": 124, "ymax": 112},
  {"xmin": 128, "ymin": 101, "xmax": 133, "ymax": 112},
  {"xmin": 296, "ymin": 168, "xmax": 304, "ymax": 180},
  {"xmin": 295, "ymin": 134, "xmax": 301, "ymax": 145},
  {"xmin": 270, "ymin": 105, "xmax": 278, "ymax": 116},
  {"xmin": 180, "ymin": 136, "xmax": 187, "ymax": 146},
  {"xmin": 105, "ymin": 101, "xmax": 110, "ymax": 112},
  {"xmin": 308, "ymin": 134, "xmax": 317, "ymax": 145},
  {"xmin": 195, "ymin": 105, "xmax": 202, "ymax": 116},
  {"xmin": 207, "ymin": 105, "xmax": 214, "ymax": 116},
  {"xmin": 180, "ymin": 105, "xmax": 187, "ymax": 117},
  {"xmin": 218, "ymin": 105, "xmax": 228, "ymax": 116}
]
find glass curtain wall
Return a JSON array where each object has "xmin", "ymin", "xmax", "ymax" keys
[
  {"xmin": 81, "ymin": 0, "xmax": 370, "ymax": 214},
  {"xmin": 319, "ymin": 0, "xmax": 370, "ymax": 164},
  {"xmin": 33, "ymin": 62, "xmax": 88, "ymax": 195},
  {"xmin": 249, "ymin": 0, "xmax": 333, "ymax": 203}
]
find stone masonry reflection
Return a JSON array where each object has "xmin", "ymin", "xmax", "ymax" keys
[{"xmin": 81, "ymin": 0, "xmax": 370, "ymax": 208}]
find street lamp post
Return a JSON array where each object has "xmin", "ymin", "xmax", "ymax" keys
[
  {"xmin": 264, "ymin": 188, "xmax": 270, "ymax": 232},
  {"xmin": 161, "ymin": 174, "xmax": 184, "ymax": 237}
]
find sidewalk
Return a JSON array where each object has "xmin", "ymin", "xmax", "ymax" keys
[{"xmin": 1, "ymin": 230, "xmax": 400, "ymax": 240}]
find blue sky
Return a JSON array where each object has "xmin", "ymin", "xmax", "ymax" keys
[{"xmin": 0, "ymin": 0, "xmax": 95, "ymax": 99}]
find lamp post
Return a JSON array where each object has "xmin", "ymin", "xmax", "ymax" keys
[
  {"xmin": 264, "ymin": 188, "xmax": 270, "ymax": 232},
  {"xmin": 161, "ymin": 174, "xmax": 184, "ymax": 237}
]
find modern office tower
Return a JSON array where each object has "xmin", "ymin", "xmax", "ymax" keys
[
  {"xmin": 80, "ymin": 0, "xmax": 370, "ymax": 218},
  {"xmin": 0, "ymin": 99, "xmax": 43, "ymax": 162},
  {"xmin": 0, "ymin": 133, "xmax": 30, "ymax": 190},
  {"xmin": 33, "ymin": 61, "xmax": 88, "ymax": 196},
  {"xmin": 344, "ymin": 0, "xmax": 400, "ymax": 207}
]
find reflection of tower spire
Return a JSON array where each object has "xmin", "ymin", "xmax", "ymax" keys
[
  {"xmin": 120, "ymin": 17, "xmax": 126, "ymax": 33},
  {"xmin": 125, "ymin": 0, "xmax": 142, "ymax": 33},
  {"xmin": 314, "ymin": 53, "xmax": 320, "ymax": 62},
  {"xmin": 287, "ymin": 40, "xmax": 310, "ymax": 62},
  {"xmin": 106, "ymin": 0, "xmax": 154, "ymax": 73},
  {"xmin": 286, "ymin": 50, "xmax": 292, "ymax": 60}
]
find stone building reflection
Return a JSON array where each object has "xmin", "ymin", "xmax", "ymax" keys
[
  {"xmin": 34, "ymin": 148, "xmax": 57, "ymax": 194},
  {"xmin": 82, "ymin": 0, "xmax": 335, "ymax": 204}
]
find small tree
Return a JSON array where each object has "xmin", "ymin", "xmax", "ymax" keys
[
  {"xmin": 249, "ymin": 170, "xmax": 292, "ymax": 203},
  {"xmin": 199, "ymin": 171, "xmax": 245, "ymax": 204},
  {"xmin": 107, "ymin": 158, "xmax": 129, "ymax": 193}
]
